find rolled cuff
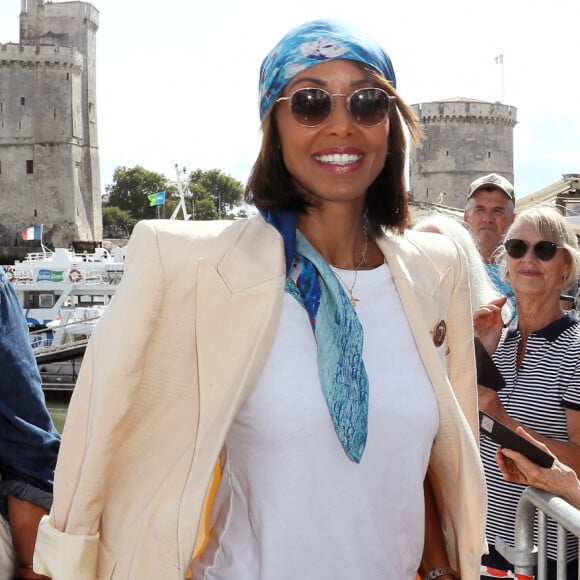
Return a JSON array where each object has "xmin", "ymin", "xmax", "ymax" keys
[
  {"xmin": 33, "ymin": 515, "xmax": 99, "ymax": 580},
  {"xmin": 0, "ymin": 480, "xmax": 53, "ymax": 512}
]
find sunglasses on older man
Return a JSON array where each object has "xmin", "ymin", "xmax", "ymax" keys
[
  {"xmin": 275, "ymin": 87, "xmax": 396, "ymax": 127},
  {"xmin": 504, "ymin": 238, "xmax": 561, "ymax": 261}
]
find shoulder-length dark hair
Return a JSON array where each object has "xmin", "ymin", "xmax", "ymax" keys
[{"xmin": 245, "ymin": 63, "xmax": 423, "ymax": 236}]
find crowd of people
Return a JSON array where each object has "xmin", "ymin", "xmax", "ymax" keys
[
  {"xmin": 1, "ymin": 16, "xmax": 579, "ymax": 580},
  {"xmin": 417, "ymin": 187, "xmax": 580, "ymax": 580},
  {"xmin": 475, "ymin": 207, "xmax": 580, "ymax": 578}
]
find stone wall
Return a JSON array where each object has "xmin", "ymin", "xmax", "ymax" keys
[
  {"xmin": 409, "ymin": 99, "xmax": 517, "ymax": 209},
  {"xmin": 0, "ymin": 0, "xmax": 101, "ymax": 248}
]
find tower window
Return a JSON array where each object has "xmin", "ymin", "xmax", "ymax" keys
[
  {"xmin": 20, "ymin": 97, "xmax": 25, "ymax": 106},
  {"xmin": 26, "ymin": 160, "xmax": 34, "ymax": 174}
]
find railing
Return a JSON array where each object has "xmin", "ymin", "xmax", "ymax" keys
[
  {"xmin": 30, "ymin": 314, "xmax": 102, "ymax": 361},
  {"xmin": 9, "ymin": 265, "xmax": 124, "ymax": 286},
  {"xmin": 495, "ymin": 487, "xmax": 580, "ymax": 579}
]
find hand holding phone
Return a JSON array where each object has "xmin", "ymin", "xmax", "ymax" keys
[{"xmin": 479, "ymin": 411, "xmax": 554, "ymax": 468}]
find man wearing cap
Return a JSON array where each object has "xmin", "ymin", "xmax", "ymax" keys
[{"xmin": 464, "ymin": 173, "xmax": 516, "ymax": 311}]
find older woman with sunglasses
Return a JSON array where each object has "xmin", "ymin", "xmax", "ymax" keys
[
  {"xmin": 34, "ymin": 19, "xmax": 486, "ymax": 580},
  {"xmin": 474, "ymin": 206, "xmax": 580, "ymax": 578}
]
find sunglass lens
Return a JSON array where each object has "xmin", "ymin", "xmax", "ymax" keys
[
  {"xmin": 290, "ymin": 89, "xmax": 331, "ymax": 126},
  {"xmin": 350, "ymin": 88, "xmax": 390, "ymax": 126},
  {"xmin": 505, "ymin": 239, "xmax": 559, "ymax": 261},
  {"xmin": 505, "ymin": 239, "xmax": 527, "ymax": 259},
  {"xmin": 535, "ymin": 241, "xmax": 558, "ymax": 261}
]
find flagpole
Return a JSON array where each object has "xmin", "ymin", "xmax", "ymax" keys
[
  {"xmin": 495, "ymin": 54, "xmax": 504, "ymax": 102},
  {"xmin": 40, "ymin": 224, "xmax": 50, "ymax": 254},
  {"xmin": 500, "ymin": 54, "xmax": 503, "ymax": 103}
]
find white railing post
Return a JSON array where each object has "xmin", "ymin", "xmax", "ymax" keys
[{"xmin": 495, "ymin": 487, "xmax": 580, "ymax": 579}]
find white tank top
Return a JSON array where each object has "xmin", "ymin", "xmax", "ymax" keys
[{"xmin": 192, "ymin": 263, "xmax": 438, "ymax": 580}]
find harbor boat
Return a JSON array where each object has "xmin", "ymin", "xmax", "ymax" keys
[
  {"xmin": 3, "ymin": 246, "xmax": 125, "ymax": 328},
  {"xmin": 31, "ymin": 304, "xmax": 107, "ymax": 360},
  {"xmin": 32, "ymin": 305, "xmax": 106, "ymax": 393},
  {"xmin": 4, "ymin": 248, "xmax": 125, "ymax": 392}
]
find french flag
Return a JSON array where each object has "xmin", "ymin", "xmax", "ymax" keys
[{"xmin": 21, "ymin": 225, "xmax": 42, "ymax": 241}]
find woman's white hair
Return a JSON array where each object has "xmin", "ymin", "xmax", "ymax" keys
[
  {"xmin": 496, "ymin": 205, "xmax": 580, "ymax": 291},
  {"xmin": 413, "ymin": 214, "xmax": 513, "ymax": 320}
]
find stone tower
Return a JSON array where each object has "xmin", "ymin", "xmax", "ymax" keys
[
  {"xmin": 409, "ymin": 99, "xmax": 517, "ymax": 209},
  {"xmin": 0, "ymin": 0, "xmax": 101, "ymax": 248}
]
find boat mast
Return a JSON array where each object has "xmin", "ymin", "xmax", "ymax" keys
[{"xmin": 170, "ymin": 163, "xmax": 193, "ymax": 220}]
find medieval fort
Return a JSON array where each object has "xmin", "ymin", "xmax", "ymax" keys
[{"xmin": 0, "ymin": 0, "xmax": 100, "ymax": 251}]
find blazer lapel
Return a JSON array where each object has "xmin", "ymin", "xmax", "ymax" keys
[
  {"xmin": 376, "ymin": 233, "xmax": 453, "ymax": 402},
  {"xmin": 377, "ymin": 233, "xmax": 439, "ymax": 334},
  {"xmin": 194, "ymin": 217, "xmax": 286, "ymax": 444}
]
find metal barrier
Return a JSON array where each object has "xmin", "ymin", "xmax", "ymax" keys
[{"xmin": 495, "ymin": 487, "xmax": 580, "ymax": 580}]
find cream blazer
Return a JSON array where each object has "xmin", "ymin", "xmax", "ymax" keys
[{"xmin": 34, "ymin": 215, "xmax": 487, "ymax": 580}]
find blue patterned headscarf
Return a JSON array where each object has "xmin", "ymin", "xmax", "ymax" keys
[{"xmin": 259, "ymin": 18, "xmax": 396, "ymax": 120}]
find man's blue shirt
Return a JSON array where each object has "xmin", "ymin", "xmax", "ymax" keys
[{"xmin": 0, "ymin": 267, "xmax": 60, "ymax": 511}]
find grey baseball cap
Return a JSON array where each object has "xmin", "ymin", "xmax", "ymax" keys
[{"xmin": 468, "ymin": 173, "xmax": 515, "ymax": 201}]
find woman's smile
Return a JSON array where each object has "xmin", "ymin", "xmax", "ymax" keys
[
  {"xmin": 275, "ymin": 59, "xmax": 389, "ymax": 205},
  {"xmin": 313, "ymin": 147, "xmax": 365, "ymax": 173}
]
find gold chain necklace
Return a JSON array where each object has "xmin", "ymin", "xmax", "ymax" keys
[{"xmin": 331, "ymin": 229, "xmax": 368, "ymax": 307}]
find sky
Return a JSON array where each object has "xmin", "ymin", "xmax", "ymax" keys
[{"xmin": 1, "ymin": 0, "xmax": 579, "ymax": 201}]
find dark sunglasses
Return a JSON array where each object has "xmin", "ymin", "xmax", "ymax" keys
[
  {"xmin": 275, "ymin": 87, "xmax": 396, "ymax": 127},
  {"xmin": 504, "ymin": 238, "xmax": 561, "ymax": 261}
]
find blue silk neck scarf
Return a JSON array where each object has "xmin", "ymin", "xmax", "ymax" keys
[{"xmin": 261, "ymin": 209, "xmax": 369, "ymax": 463}]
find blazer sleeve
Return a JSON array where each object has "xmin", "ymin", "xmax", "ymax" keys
[
  {"xmin": 445, "ymin": 240, "xmax": 480, "ymax": 441},
  {"xmin": 34, "ymin": 221, "xmax": 166, "ymax": 578}
]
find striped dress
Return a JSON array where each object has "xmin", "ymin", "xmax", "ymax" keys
[{"xmin": 480, "ymin": 310, "xmax": 580, "ymax": 562}]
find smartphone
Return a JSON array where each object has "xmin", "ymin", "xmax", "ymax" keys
[
  {"xmin": 479, "ymin": 411, "xmax": 555, "ymax": 468},
  {"xmin": 474, "ymin": 338, "xmax": 505, "ymax": 391}
]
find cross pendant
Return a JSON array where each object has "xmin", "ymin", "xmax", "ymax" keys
[{"xmin": 350, "ymin": 296, "xmax": 360, "ymax": 307}]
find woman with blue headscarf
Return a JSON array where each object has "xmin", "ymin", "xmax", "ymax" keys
[{"xmin": 34, "ymin": 19, "xmax": 486, "ymax": 580}]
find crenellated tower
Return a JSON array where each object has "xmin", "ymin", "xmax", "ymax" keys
[
  {"xmin": 0, "ymin": 0, "xmax": 101, "ymax": 247},
  {"xmin": 409, "ymin": 98, "xmax": 517, "ymax": 209}
]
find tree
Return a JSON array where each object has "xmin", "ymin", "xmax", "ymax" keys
[
  {"xmin": 105, "ymin": 166, "xmax": 170, "ymax": 220},
  {"xmin": 187, "ymin": 169, "xmax": 244, "ymax": 219},
  {"xmin": 193, "ymin": 198, "xmax": 218, "ymax": 221},
  {"xmin": 104, "ymin": 165, "xmax": 245, "ymax": 224},
  {"xmin": 102, "ymin": 205, "xmax": 130, "ymax": 226}
]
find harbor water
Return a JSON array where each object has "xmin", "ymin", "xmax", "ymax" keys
[{"xmin": 46, "ymin": 398, "xmax": 68, "ymax": 433}]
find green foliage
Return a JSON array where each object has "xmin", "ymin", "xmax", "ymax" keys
[
  {"xmin": 105, "ymin": 166, "xmax": 170, "ymax": 220},
  {"xmin": 102, "ymin": 205, "xmax": 130, "ymax": 227},
  {"xmin": 104, "ymin": 166, "xmax": 245, "ymax": 223},
  {"xmin": 193, "ymin": 198, "xmax": 218, "ymax": 220},
  {"xmin": 102, "ymin": 205, "xmax": 134, "ymax": 238},
  {"xmin": 188, "ymin": 169, "xmax": 244, "ymax": 219}
]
